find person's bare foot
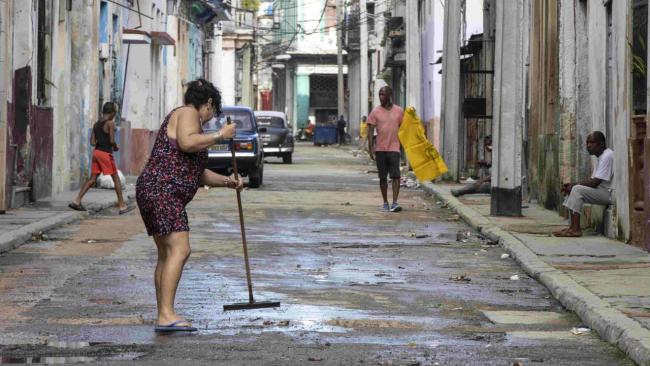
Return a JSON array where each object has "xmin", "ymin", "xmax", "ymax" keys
[
  {"xmin": 118, "ymin": 204, "xmax": 133, "ymax": 215},
  {"xmin": 157, "ymin": 314, "xmax": 191, "ymax": 327},
  {"xmin": 552, "ymin": 227, "xmax": 570, "ymax": 236},
  {"xmin": 553, "ymin": 229, "xmax": 582, "ymax": 237}
]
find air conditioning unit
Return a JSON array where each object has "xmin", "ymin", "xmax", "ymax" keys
[{"xmin": 99, "ymin": 43, "xmax": 109, "ymax": 60}]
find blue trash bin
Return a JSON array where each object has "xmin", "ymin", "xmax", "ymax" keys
[{"xmin": 313, "ymin": 125, "xmax": 337, "ymax": 146}]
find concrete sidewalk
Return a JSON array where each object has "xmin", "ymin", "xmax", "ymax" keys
[
  {"xmin": 421, "ymin": 181, "xmax": 650, "ymax": 366},
  {"xmin": 0, "ymin": 180, "xmax": 136, "ymax": 254}
]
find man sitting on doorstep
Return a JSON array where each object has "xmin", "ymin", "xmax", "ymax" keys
[{"xmin": 553, "ymin": 131, "xmax": 613, "ymax": 237}]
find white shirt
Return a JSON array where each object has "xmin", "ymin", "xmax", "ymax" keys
[{"xmin": 592, "ymin": 148, "xmax": 614, "ymax": 189}]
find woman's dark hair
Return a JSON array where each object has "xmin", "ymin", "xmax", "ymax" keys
[
  {"xmin": 102, "ymin": 101, "xmax": 118, "ymax": 115},
  {"xmin": 184, "ymin": 78, "xmax": 222, "ymax": 115}
]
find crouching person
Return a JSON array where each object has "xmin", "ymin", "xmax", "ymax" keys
[{"xmin": 553, "ymin": 131, "xmax": 613, "ymax": 237}]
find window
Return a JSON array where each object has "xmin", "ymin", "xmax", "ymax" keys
[{"xmin": 256, "ymin": 116, "xmax": 286, "ymax": 128}]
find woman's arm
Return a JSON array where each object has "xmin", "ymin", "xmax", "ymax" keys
[
  {"xmin": 90, "ymin": 129, "xmax": 96, "ymax": 147},
  {"xmin": 176, "ymin": 108, "xmax": 236, "ymax": 153},
  {"xmin": 200, "ymin": 169, "xmax": 243, "ymax": 190}
]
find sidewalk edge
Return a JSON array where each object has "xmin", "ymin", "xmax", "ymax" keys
[
  {"xmin": 0, "ymin": 187, "xmax": 136, "ymax": 255},
  {"xmin": 421, "ymin": 181, "xmax": 650, "ymax": 366},
  {"xmin": 0, "ymin": 211, "xmax": 86, "ymax": 254}
]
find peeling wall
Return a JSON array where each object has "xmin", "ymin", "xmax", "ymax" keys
[{"xmin": 610, "ymin": 1, "xmax": 631, "ymax": 241}]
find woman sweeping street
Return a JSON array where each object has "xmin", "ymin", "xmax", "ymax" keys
[{"xmin": 136, "ymin": 78, "xmax": 242, "ymax": 333}]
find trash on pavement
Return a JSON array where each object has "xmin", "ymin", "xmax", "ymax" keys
[
  {"xmin": 501, "ymin": 253, "xmax": 510, "ymax": 259},
  {"xmin": 87, "ymin": 240, "xmax": 97, "ymax": 244},
  {"xmin": 31, "ymin": 232, "xmax": 47, "ymax": 241},
  {"xmin": 410, "ymin": 233, "xmax": 430, "ymax": 239},
  {"xmin": 456, "ymin": 231, "xmax": 471, "ymax": 242},
  {"xmin": 447, "ymin": 214, "xmax": 460, "ymax": 221},
  {"xmin": 308, "ymin": 357, "xmax": 323, "ymax": 362},
  {"xmin": 509, "ymin": 275, "xmax": 520, "ymax": 281},
  {"xmin": 571, "ymin": 327, "xmax": 591, "ymax": 335},
  {"xmin": 449, "ymin": 274, "xmax": 471, "ymax": 282},
  {"xmin": 277, "ymin": 320, "xmax": 290, "ymax": 327}
]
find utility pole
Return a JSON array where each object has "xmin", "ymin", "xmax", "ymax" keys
[
  {"xmin": 359, "ymin": 0, "xmax": 368, "ymax": 139},
  {"xmin": 336, "ymin": 0, "xmax": 344, "ymax": 119}
]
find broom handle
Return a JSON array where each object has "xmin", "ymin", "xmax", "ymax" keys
[{"xmin": 228, "ymin": 119, "xmax": 255, "ymax": 303}]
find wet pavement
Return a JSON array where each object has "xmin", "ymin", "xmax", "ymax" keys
[{"xmin": 0, "ymin": 143, "xmax": 635, "ymax": 365}]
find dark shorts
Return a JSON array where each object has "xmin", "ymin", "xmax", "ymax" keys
[{"xmin": 376, "ymin": 151, "xmax": 401, "ymax": 180}]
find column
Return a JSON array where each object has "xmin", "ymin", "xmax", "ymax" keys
[
  {"xmin": 359, "ymin": 0, "xmax": 368, "ymax": 139},
  {"xmin": 405, "ymin": 0, "xmax": 420, "ymax": 111},
  {"xmin": 440, "ymin": 0, "xmax": 462, "ymax": 180},
  {"xmin": 490, "ymin": 0, "xmax": 527, "ymax": 217},
  {"xmin": 295, "ymin": 73, "xmax": 309, "ymax": 129}
]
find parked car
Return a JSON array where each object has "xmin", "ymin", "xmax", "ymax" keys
[
  {"xmin": 254, "ymin": 111, "xmax": 294, "ymax": 164},
  {"xmin": 203, "ymin": 106, "xmax": 264, "ymax": 188}
]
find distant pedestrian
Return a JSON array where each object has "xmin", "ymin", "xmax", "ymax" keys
[
  {"xmin": 359, "ymin": 115, "xmax": 368, "ymax": 152},
  {"xmin": 68, "ymin": 102, "xmax": 129, "ymax": 214},
  {"xmin": 135, "ymin": 78, "xmax": 242, "ymax": 333},
  {"xmin": 337, "ymin": 114, "xmax": 347, "ymax": 146},
  {"xmin": 553, "ymin": 131, "xmax": 614, "ymax": 237},
  {"xmin": 367, "ymin": 86, "xmax": 404, "ymax": 212}
]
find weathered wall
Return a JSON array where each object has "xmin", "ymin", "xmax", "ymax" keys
[
  {"xmin": 68, "ymin": 0, "xmax": 100, "ymax": 187},
  {"xmin": 420, "ymin": 2, "xmax": 443, "ymax": 148},
  {"xmin": 611, "ymin": 1, "xmax": 631, "ymax": 241},
  {"xmin": 51, "ymin": 0, "xmax": 101, "ymax": 194},
  {"xmin": 0, "ymin": 0, "xmax": 9, "ymax": 211}
]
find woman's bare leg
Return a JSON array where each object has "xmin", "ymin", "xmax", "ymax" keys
[
  {"xmin": 153, "ymin": 235, "xmax": 167, "ymax": 315},
  {"xmin": 156, "ymin": 231, "xmax": 192, "ymax": 326}
]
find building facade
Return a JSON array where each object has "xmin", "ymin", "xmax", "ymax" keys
[{"xmin": 0, "ymin": 0, "xmax": 228, "ymax": 211}]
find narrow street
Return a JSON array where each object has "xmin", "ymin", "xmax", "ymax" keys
[{"xmin": 0, "ymin": 144, "xmax": 634, "ymax": 365}]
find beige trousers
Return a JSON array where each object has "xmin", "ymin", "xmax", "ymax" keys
[{"xmin": 563, "ymin": 185, "xmax": 611, "ymax": 214}]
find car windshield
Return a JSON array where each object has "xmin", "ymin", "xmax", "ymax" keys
[
  {"xmin": 256, "ymin": 116, "xmax": 285, "ymax": 128},
  {"xmin": 203, "ymin": 110, "xmax": 254, "ymax": 131}
]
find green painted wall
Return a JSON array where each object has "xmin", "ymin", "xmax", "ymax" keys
[{"xmin": 296, "ymin": 74, "xmax": 310, "ymax": 128}]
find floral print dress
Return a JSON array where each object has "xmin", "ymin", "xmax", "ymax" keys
[{"xmin": 136, "ymin": 108, "xmax": 208, "ymax": 236}]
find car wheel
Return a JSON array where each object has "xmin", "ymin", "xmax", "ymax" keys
[
  {"xmin": 249, "ymin": 163, "xmax": 263, "ymax": 188},
  {"xmin": 283, "ymin": 153, "xmax": 293, "ymax": 164}
]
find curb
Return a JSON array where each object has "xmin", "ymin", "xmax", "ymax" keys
[
  {"xmin": 0, "ymin": 211, "xmax": 86, "ymax": 254},
  {"xmin": 421, "ymin": 181, "xmax": 650, "ymax": 366},
  {"xmin": 0, "ymin": 187, "xmax": 136, "ymax": 255}
]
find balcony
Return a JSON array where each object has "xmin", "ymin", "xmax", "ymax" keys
[{"xmin": 343, "ymin": 3, "xmax": 360, "ymax": 51}]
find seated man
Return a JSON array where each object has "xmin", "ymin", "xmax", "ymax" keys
[
  {"xmin": 554, "ymin": 131, "xmax": 613, "ymax": 237},
  {"xmin": 452, "ymin": 136, "xmax": 492, "ymax": 197}
]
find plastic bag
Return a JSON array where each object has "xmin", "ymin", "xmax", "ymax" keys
[{"xmin": 398, "ymin": 106, "xmax": 448, "ymax": 181}]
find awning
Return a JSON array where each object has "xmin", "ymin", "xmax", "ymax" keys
[
  {"xmin": 151, "ymin": 31, "xmax": 175, "ymax": 46},
  {"xmin": 123, "ymin": 28, "xmax": 151, "ymax": 44}
]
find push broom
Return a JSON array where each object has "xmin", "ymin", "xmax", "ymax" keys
[{"xmin": 223, "ymin": 117, "xmax": 280, "ymax": 311}]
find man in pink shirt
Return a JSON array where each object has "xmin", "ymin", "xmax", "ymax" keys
[{"xmin": 367, "ymin": 86, "xmax": 404, "ymax": 212}]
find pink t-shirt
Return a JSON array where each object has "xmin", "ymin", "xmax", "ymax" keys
[{"xmin": 367, "ymin": 104, "xmax": 404, "ymax": 152}]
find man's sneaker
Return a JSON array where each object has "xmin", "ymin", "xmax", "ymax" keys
[
  {"xmin": 390, "ymin": 202, "xmax": 402, "ymax": 212},
  {"xmin": 382, "ymin": 202, "xmax": 390, "ymax": 212}
]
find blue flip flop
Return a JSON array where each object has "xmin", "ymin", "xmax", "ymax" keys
[{"xmin": 154, "ymin": 320, "xmax": 198, "ymax": 333}]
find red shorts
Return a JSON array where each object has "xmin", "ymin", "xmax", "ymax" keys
[{"xmin": 91, "ymin": 149, "xmax": 117, "ymax": 175}]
